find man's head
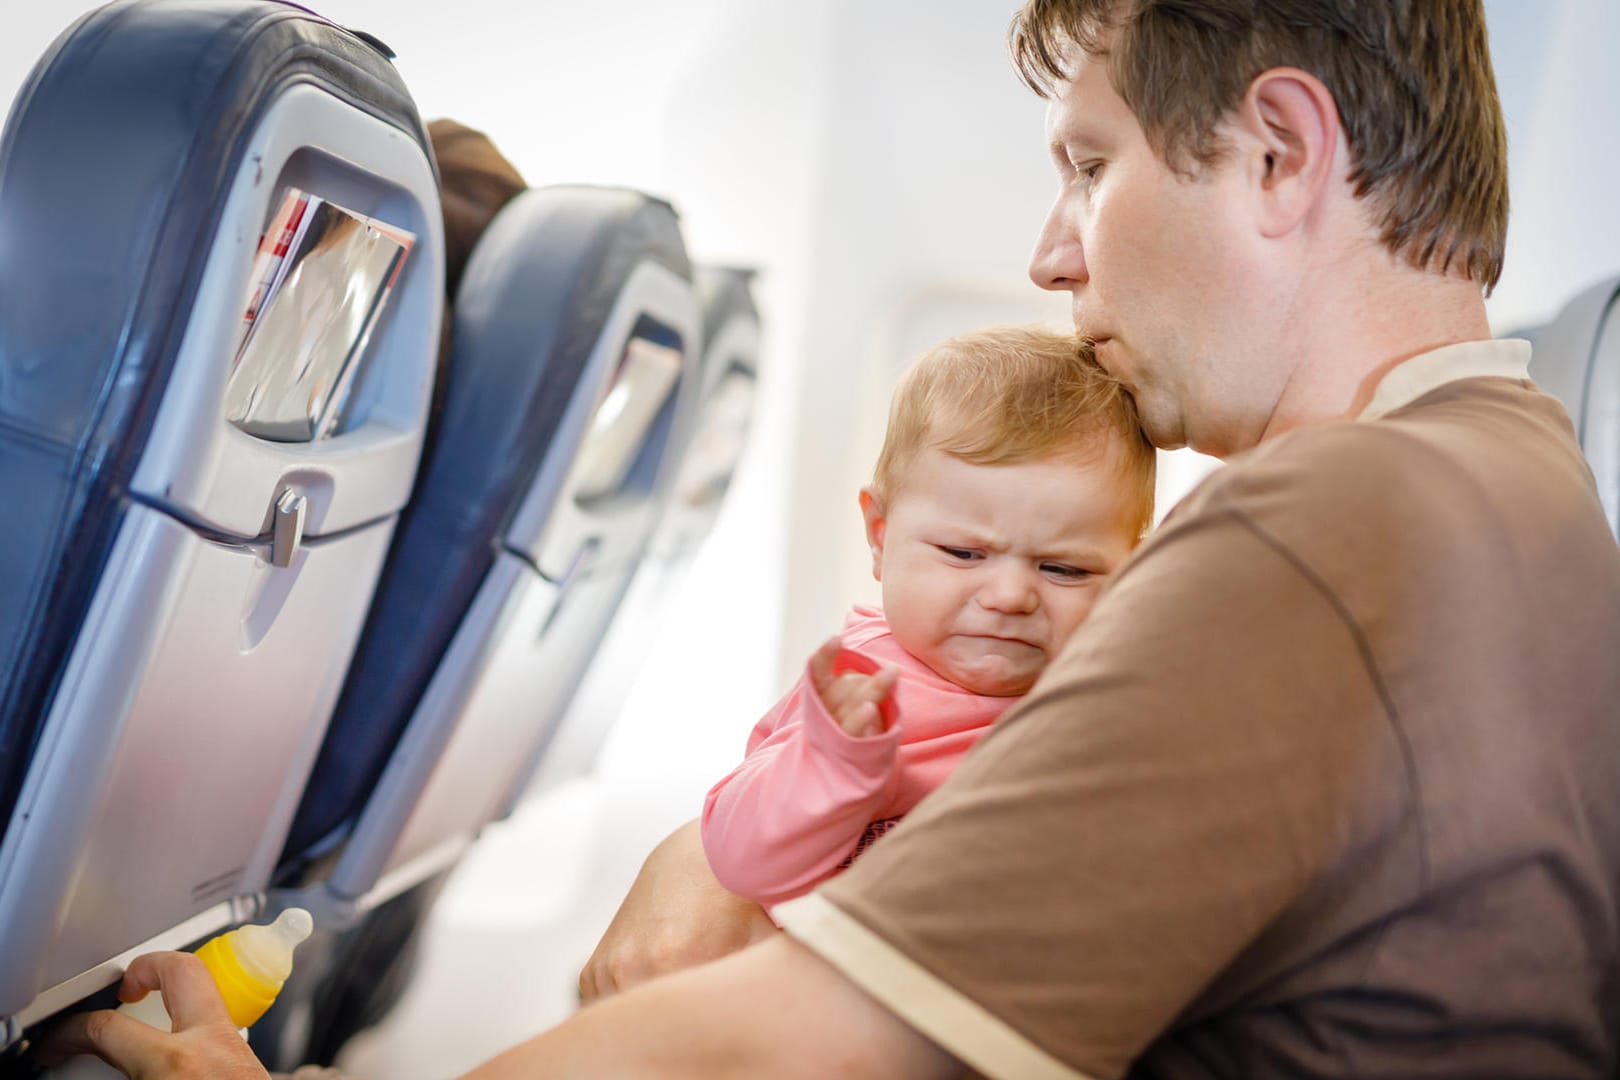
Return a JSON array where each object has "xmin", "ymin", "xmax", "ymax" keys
[
  {"xmin": 862, "ymin": 326, "xmax": 1154, "ymax": 695},
  {"xmin": 1015, "ymin": 1, "xmax": 1508, "ymax": 455}
]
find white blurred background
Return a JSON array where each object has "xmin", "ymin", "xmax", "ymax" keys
[{"xmin": 5, "ymin": 1, "xmax": 1619, "ymax": 1074}]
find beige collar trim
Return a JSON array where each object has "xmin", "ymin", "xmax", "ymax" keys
[{"xmin": 1358, "ymin": 338, "xmax": 1532, "ymax": 421}]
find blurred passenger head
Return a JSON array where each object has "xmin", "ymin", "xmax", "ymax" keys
[
  {"xmin": 871, "ymin": 325, "xmax": 1154, "ymax": 536},
  {"xmin": 424, "ymin": 119, "xmax": 527, "ymax": 437},
  {"xmin": 861, "ymin": 326, "xmax": 1153, "ymax": 695},
  {"xmin": 1016, "ymin": 1, "xmax": 1507, "ymax": 457},
  {"xmin": 428, "ymin": 118, "xmax": 528, "ymax": 302}
]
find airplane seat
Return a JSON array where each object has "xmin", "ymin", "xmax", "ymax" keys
[
  {"xmin": 522, "ymin": 265, "xmax": 765, "ymax": 801},
  {"xmin": 274, "ymin": 184, "xmax": 702, "ymax": 916},
  {"xmin": 0, "ymin": 0, "xmax": 443, "ymax": 1048},
  {"xmin": 251, "ymin": 184, "xmax": 702, "ymax": 1071},
  {"xmin": 1520, "ymin": 274, "xmax": 1620, "ymax": 539}
]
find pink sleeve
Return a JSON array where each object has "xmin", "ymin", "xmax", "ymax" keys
[{"xmin": 701, "ymin": 666, "xmax": 902, "ymax": 908}]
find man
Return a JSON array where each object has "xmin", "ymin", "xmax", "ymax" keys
[{"xmin": 45, "ymin": 2, "xmax": 1620, "ymax": 1077}]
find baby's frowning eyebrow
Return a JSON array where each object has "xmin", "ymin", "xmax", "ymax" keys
[
  {"xmin": 1036, "ymin": 544, "xmax": 1115, "ymax": 567},
  {"xmin": 927, "ymin": 529, "xmax": 1111, "ymax": 567},
  {"xmin": 925, "ymin": 527, "xmax": 1004, "ymax": 551}
]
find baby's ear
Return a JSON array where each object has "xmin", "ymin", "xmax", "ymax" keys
[{"xmin": 859, "ymin": 487, "xmax": 886, "ymax": 581}]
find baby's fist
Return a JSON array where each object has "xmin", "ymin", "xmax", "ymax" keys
[{"xmin": 808, "ymin": 637, "xmax": 898, "ymax": 738}]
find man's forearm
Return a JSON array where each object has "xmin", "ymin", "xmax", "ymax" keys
[{"xmin": 466, "ymin": 933, "xmax": 961, "ymax": 1079}]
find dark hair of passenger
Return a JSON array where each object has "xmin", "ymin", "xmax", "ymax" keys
[
  {"xmin": 423, "ymin": 119, "xmax": 528, "ymax": 440},
  {"xmin": 428, "ymin": 118, "xmax": 528, "ymax": 301},
  {"xmin": 1009, "ymin": 0, "xmax": 1510, "ymax": 292}
]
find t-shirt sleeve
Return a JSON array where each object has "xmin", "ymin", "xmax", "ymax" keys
[{"xmin": 776, "ymin": 504, "xmax": 1404, "ymax": 1080}]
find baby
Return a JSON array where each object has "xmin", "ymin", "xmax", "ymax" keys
[{"xmin": 702, "ymin": 325, "xmax": 1156, "ymax": 911}]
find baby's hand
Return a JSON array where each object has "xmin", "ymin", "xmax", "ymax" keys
[{"xmin": 808, "ymin": 637, "xmax": 898, "ymax": 738}]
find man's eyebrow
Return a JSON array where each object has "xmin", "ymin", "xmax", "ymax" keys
[{"xmin": 1053, "ymin": 122, "xmax": 1105, "ymax": 156}]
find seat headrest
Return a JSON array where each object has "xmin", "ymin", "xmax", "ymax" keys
[{"xmin": 1525, "ymin": 275, "xmax": 1620, "ymax": 538}]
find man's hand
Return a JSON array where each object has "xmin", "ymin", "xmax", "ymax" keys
[
  {"xmin": 579, "ymin": 819, "xmax": 778, "ymax": 1002},
  {"xmin": 35, "ymin": 952, "xmax": 271, "ymax": 1079},
  {"xmin": 808, "ymin": 638, "xmax": 899, "ymax": 739}
]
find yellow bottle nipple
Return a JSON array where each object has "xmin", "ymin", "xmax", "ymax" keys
[{"xmin": 193, "ymin": 908, "xmax": 314, "ymax": 1028}]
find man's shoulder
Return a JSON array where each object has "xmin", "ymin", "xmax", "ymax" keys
[{"xmin": 1173, "ymin": 378, "xmax": 1586, "ymax": 540}]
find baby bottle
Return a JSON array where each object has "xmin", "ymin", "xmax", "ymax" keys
[{"xmin": 190, "ymin": 906, "xmax": 315, "ymax": 1028}]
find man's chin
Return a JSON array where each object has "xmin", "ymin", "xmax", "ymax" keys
[{"xmin": 1137, "ymin": 399, "xmax": 1188, "ymax": 452}]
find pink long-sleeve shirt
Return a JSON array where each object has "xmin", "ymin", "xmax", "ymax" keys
[{"xmin": 702, "ymin": 606, "xmax": 1017, "ymax": 910}]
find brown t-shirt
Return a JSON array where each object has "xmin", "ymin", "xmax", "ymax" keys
[{"xmin": 779, "ymin": 354, "xmax": 1620, "ymax": 1079}]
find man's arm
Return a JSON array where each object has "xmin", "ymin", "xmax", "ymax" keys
[
  {"xmin": 473, "ymin": 934, "xmax": 963, "ymax": 1080},
  {"xmin": 579, "ymin": 819, "xmax": 779, "ymax": 1001},
  {"xmin": 38, "ymin": 938, "xmax": 961, "ymax": 1079}
]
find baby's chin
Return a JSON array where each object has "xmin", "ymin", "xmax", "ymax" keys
[{"xmin": 930, "ymin": 642, "xmax": 1046, "ymax": 697}]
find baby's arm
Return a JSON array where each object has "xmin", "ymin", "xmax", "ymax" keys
[{"xmin": 702, "ymin": 638, "xmax": 902, "ymax": 908}]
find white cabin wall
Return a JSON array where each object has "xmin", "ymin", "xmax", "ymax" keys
[{"xmin": 1486, "ymin": 0, "xmax": 1620, "ymax": 332}]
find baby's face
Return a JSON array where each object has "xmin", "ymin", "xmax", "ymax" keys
[{"xmin": 866, "ymin": 445, "xmax": 1141, "ymax": 696}]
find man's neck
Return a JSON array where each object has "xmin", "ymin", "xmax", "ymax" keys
[{"xmin": 1257, "ymin": 256, "xmax": 1494, "ymax": 445}]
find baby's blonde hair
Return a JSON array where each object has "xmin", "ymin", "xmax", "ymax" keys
[{"xmin": 871, "ymin": 325, "xmax": 1156, "ymax": 538}]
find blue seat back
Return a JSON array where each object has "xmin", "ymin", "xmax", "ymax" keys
[
  {"xmin": 0, "ymin": 0, "xmax": 441, "ymax": 1038},
  {"xmin": 523, "ymin": 266, "xmax": 764, "ymax": 799},
  {"xmin": 278, "ymin": 185, "xmax": 700, "ymax": 913}
]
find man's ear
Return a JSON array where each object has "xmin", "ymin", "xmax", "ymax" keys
[
  {"xmin": 1233, "ymin": 67, "xmax": 1342, "ymax": 239},
  {"xmin": 859, "ymin": 487, "xmax": 886, "ymax": 582}
]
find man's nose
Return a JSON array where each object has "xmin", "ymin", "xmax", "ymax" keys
[
  {"xmin": 1028, "ymin": 198, "xmax": 1087, "ymax": 292},
  {"xmin": 977, "ymin": 562, "xmax": 1041, "ymax": 614}
]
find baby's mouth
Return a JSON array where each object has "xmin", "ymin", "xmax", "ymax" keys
[{"xmin": 967, "ymin": 633, "xmax": 1043, "ymax": 652}]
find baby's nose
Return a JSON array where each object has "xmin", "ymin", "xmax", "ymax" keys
[{"xmin": 978, "ymin": 564, "xmax": 1040, "ymax": 613}]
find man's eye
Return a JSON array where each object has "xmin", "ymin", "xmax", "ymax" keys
[
  {"xmin": 1070, "ymin": 160, "xmax": 1103, "ymax": 186},
  {"xmin": 936, "ymin": 546, "xmax": 978, "ymax": 561},
  {"xmin": 1041, "ymin": 563, "xmax": 1090, "ymax": 579}
]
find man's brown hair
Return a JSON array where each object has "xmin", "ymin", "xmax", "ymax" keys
[
  {"xmin": 1010, "ymin": 0, "xmax": 1509, "ymax": 291},
  {"xmin": 872, "ymin": 326, "xmax": 1156, "ymax": 540}
]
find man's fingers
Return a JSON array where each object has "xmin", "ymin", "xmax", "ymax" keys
[
  {"xmin": 36, "ymin": 1008, "xmax": 167, "ymax": 1069},
  {"xmin": 121, "ymin": 952, "xmax": 235, "ymax": 1030},
  {"xmin": 580, "ymin": 947, "xmax": 622, "ymax": 1003}
]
